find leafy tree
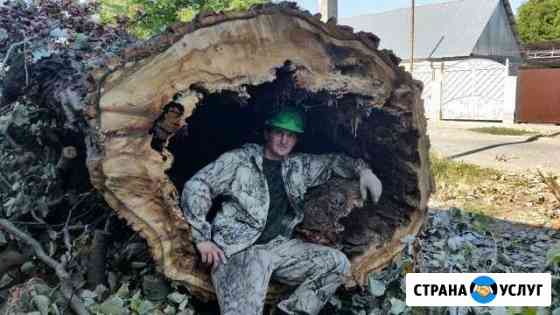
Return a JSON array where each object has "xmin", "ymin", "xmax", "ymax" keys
[
  {"xmin": 516, "ymin": 0, "xmax": 560, "ymax": 43},
  {"xmin": 100, "ymin": 0, "xmax": 268, "ymax": 38}
]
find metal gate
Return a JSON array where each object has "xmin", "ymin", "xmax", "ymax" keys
[
  {"xmin": 441, "ymin": 58, "xmax": 506, "ymax": 121},
  {"xmin": 517, "ymin": 68, "xmax": 560, "ymax": 124}
]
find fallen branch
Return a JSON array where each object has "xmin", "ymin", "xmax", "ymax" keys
[
  {"xmin": 87, "ymin": 229, "xmax": 109, "ymax": 289},
  {"xmin": 0, "ymin": 219, "xmax": 89, "ymax": 315},
  {"xmin": 1, "ymin": 39, "xmax": 30, "ymax": 70},
  {"xmin": 23, "ymin": 39, "xmax": 30, "ymax": 87}
]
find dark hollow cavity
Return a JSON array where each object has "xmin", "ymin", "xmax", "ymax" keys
[{"xmin": 158, "ymin": 64, "xmax": 408, "ymax": 257}]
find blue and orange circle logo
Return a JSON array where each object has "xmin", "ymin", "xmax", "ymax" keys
[{"xmin": 470, "ymin": 276, "xmax": 497, "ymax": 304}]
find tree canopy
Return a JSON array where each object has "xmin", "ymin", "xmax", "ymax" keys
[
  {"xmin": 516, "ymin": 0, "xmax": 560, "ymax": 44},
  {"xmin": 100, "ymin": 0, "xmax": 267, "ymax": 38}
]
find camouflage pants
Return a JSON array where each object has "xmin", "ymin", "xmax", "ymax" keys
[{"xmin": 211, "ymin": 237, "xmax": 351, "ymax": 315}]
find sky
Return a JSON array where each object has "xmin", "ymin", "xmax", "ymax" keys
[{"xmin": 290, "ymin": 0, "xmax": 528, "ymax": 17}]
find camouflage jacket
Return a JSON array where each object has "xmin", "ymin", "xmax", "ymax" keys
[{"xmin": 181, "ymin": 143, "xmax": 369, "ymax": 257}]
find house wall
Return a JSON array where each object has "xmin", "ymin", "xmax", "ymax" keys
[
  {"xmin": 405, "ymin": 58, "xmax": 517, "ymax": 123},
  {"xmin": 472, "ymin": 1, "xmax": 521, "ymax": 62},
  {"xmin": 404, "ymin": 62, "xmax": 440, "ymax": 121}
]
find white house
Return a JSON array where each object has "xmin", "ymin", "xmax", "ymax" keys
[{"xmin": 340, "ymin": 0, "xmax": 522, "ymax": 122}]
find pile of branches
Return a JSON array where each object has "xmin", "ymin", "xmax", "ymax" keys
[{"xmin": 0, "ymin": 1, "xmax": 167, "ymax": 314}]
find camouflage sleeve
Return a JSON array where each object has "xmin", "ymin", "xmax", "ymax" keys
[
  {"xmin": 181, "ymin": 151, "xmax": 239, "ymax": 243},
  {"xmin": 302, "ymin": 153, "xmax": 369, "ymax": 189}
]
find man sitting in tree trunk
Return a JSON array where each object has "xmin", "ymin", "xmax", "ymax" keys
[{"xmin": 181, "ymin": 107, "xmax": 382, "ymax": 315}]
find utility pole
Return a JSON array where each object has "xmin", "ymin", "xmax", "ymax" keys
[
  {"xmin": 318, "ymin": 0, "xmax": 338, "ymax": 23},
  {"xmin": 410, "ymin": 0, "xmax": 415, "ymax": 73}
]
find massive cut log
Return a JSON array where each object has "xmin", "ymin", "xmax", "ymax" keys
[
  {"xmin": 1, "ymin": 1, "xmax": 433, "ymax": 302},
  {"xmin": 84, "ymin": 2, "xmax": 434, "ymax": 300}
]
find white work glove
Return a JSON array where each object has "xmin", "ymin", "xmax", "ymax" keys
[{"xmin": 359, "ymin": 169, "xmax": 382, "ymax": 204}]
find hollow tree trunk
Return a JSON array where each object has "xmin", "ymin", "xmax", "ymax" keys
[
  {"xmin": 83, "ymin": 2, "xmax": 433, "ymax": 300},
  {"xmin": 1, "ymin": 1, "xmax": 433, "ymax": 302}
]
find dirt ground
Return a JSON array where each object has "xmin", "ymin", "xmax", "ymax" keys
[
  {"xmin": 427, "ymin": 120, "xmax": 560, "ymax": 175},
  {"xmin": 426, "ymin": 120, "xmax": 560, "ymax": 229}
]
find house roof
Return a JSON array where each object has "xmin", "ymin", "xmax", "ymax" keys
[{"xmin": 339, "ymin": 0, "xmax": 521, "ymax": 60}]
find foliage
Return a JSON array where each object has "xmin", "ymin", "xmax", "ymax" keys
[
  {"xmin": 516, "ymin": 0, "xmax": 560, "ymax": 43},
  {"xmin": 328, "ymin": 207, "xmax": 559, "ymax": 315},
  {"xmin": 430, "ymin": 153, "xmax": 502, "ymax": 185},
  {"xmin": 99, "ymin": 0, "xmax": 268, "ymax": 38},
  {"xmin": 83, "ymin": 283, "xmax": 195, "ymax": 315},
  {"xmin": 547, "ymin": 243, "xmax": 560, "ymax": 266}
]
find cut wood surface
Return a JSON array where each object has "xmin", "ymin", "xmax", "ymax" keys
[{"xmin": 0, "ymin": 2, "xmax": 433, "ymax": 301}]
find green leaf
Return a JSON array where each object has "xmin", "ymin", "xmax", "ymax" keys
[
  {"xmin": 367, "ymin": 275, "xmax": 386, "ymax": 297},
  {"xmin": 136, "ymin": 300, "xmax": 157, "ymax": 315},
  {"xmin": 520, "ymin": 307, "xmax": 538, "ymax": 315},
  {"xmin": 163, "ymin": 305, "xmax": 176, "ymax": 315},
  {"xmin": 0, "ymin": 28, "xmax": 7, "ymax": 42},
  {"xmin": 0, "ymin": 274, "xmax": 13, "ymax": 288},
  {"xmin": 546, "ymin": 243, "xmax": 560, "ymax": 266},
  {"xmin": 116, "ymin": 283, "xmax": 130, "ymax": 299},
  {"xmin": 31, "ymin": 295, "xmax": 50, "ymax": 315},
  {"xmin": 95, "ymin": 284, "xmax": 109, "ymax": 301},
  {"xmin": 167, "ymin": 292, "xmax": 188, "ymax": 304},
  {"xmin": 0, "ymin": 231, "xmax": 6, "ymax": 246},
  {"xmin": 389, "ymin": 297, "xmax": 406, "ymax": 315},
  {"xmin": 178, "ymin": 297, "xmax": 189, "ymax": 311},
  {"xmin": 20, "ymin": 261, "xmax": 36, "ymax": 274},
  {"xmin": 91, "ymin": 296, "xmax": 127, "ymax": 315},
  {"xmin": 486, "ymin": 307, "xmax": 507, "ymax": 315},
  {"xmin": 80, "ymin": 289, "xmax": 98, "ymax": 307},
  {"xmin": 129, "ymin": 290, "xmax": 143, "ymax": 311},
  {"xmin": 50, "ymin": 303, "xmax": 61, "ymax": 315}
]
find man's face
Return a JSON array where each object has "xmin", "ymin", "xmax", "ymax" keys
[
  {"xmin": 160, "ymin": 108, "xmax": 183, "ymax": 133},
  {"xmin": 264, "ymin": 128, "xmax": 298, "ymax": 159}
]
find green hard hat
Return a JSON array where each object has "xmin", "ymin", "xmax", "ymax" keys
[{"xmin": 266, "ymin": 107, "xmax": 305, "ymax": 134}]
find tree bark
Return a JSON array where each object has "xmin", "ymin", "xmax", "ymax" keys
[{"xmin": 86, "ymin": 229, "xmax": 110, "ymax": 289}]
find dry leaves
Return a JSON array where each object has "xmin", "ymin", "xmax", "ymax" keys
[{"xmin": 432, "ymin": 166, "xmax": 560, "ymax": 228}]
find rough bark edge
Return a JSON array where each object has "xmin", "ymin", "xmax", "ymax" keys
[{"xmin": 120, "ymin": 2, "xmax": 393, "ymax": 66}]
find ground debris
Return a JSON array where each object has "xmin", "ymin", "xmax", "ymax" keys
[
  {"xmin": 332, "ymin": 208, "xmax": 560, "ymax": 315},
  {"xmin": 431, "ymin": 155, "xmax": 560, "ymax": 228}
]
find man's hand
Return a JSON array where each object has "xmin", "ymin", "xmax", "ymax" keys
[
  {"xmin": 359, "ymin": 169, "xmax": 382, "ymax": 204},
  {"xmin": 196, "ymin": 241, "xmax": 227, "ymax": 269}
]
